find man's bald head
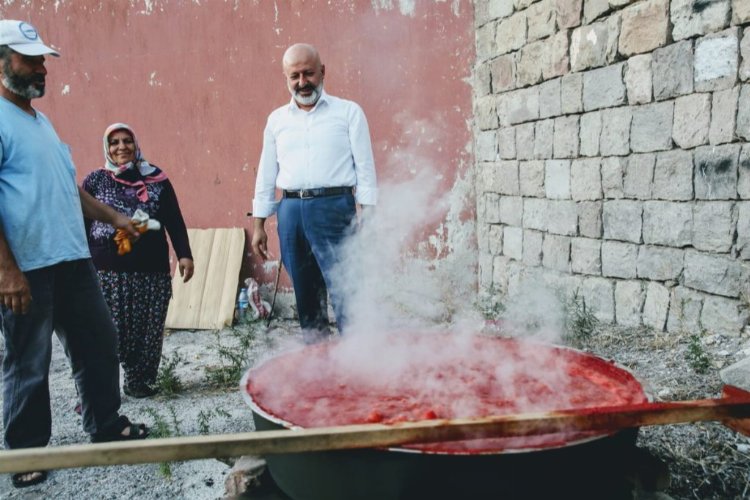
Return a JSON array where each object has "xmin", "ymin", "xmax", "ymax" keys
[{"xmin": 282, "ymin": 43, "xmax": 325, "ymax": 111}]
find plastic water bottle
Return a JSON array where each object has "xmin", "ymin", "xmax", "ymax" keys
[{"xmin": 237, "ymin": 288, "xmax": 249, "ymax": 323}]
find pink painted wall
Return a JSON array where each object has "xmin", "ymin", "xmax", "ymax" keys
[{"xmin": 0, "ymin": 0, "xmax": 474, "ymax": 285}]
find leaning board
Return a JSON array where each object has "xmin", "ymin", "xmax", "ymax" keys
[{"xmin": 165, "ymin": 228, "xmax": 245, "ymax": 330}]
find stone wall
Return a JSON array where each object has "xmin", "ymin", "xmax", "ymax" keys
[{"xmin": 474, "ymin": 0, "xmax": 750, "ymax": 336}]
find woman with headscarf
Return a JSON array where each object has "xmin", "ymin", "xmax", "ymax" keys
[{"xmin": 82, "ymin": 123, "xmax": 194, "ymax": 398}]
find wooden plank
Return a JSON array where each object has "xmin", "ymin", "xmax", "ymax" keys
[
  {"xmin": 165, "ymin": 228, "xmax": 245, "ymax": 330},
  {"xmin": 0, "ymin": 395, "xmax": 749, "ymax": 473}
]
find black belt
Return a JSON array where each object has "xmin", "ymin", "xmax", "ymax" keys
[{"xmin": 283, "ymin": 187, "xmax": 352, "ymax": 199}]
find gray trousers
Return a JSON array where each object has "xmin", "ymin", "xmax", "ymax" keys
[{"xmin": 2, "ymin": 259, "xmax": 121, "ymax": 449}]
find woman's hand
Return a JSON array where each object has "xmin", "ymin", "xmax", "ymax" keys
[{"xmin": 178, "ymin": 258, "xmax": 194, "ymax": 283}]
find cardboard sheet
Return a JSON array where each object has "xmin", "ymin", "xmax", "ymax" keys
[{"xmin": 165, "ymin": 228, "xmax": 245, "ymax": 330}]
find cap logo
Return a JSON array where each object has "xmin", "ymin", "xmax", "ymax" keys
[{"xmin": 18, "ymin": 22, "xmax": 39, "ymax": 41}]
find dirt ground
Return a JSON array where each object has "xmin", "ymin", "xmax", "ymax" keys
[{"xmin": 0, "ymin": 319, "xmax": 748, "ymax": 499}]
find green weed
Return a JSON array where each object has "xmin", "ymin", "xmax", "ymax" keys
[
  {"xmin": 156, "ymin": 351, "xmax": 184, "ymax": 397},
  {"xmin": 686, "ymin": 333, "xmax": 711, "ymax": 374},
  {"xmin": 144, "ymin": 406, "xmax": 183, "ymax": 479},
  {"xmin": 564, "ymin": 293, "xmax": 598, "ymax": 344},
  {"xmin": 197, "ymin": 407, "xmax": 232, "ymax": 435},
  {"xmin": 205, "ymin": 326, "xmax": 258, "ymax": 387}
]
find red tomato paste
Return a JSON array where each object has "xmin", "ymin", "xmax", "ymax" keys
[{"xmin": 246, "ymin": 333, "xmax": 647, "ymax": 453}]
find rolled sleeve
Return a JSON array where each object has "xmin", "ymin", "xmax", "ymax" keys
[
  {"xmin": 252, "ymin": 121, "xmax": 281, "ymax": 218},
  {"xmin": 348, "ymin": 103, "xmax": 378, "ymax": 206}
]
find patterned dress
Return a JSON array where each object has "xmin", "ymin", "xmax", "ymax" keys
[{"xmin": 82, "ymin": 168, "xmax": 192, "ymax": 391}]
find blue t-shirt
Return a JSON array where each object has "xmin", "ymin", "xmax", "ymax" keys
[{"xmin": 0, "ymin": 96, "xmax": 90, "ymax": 271}]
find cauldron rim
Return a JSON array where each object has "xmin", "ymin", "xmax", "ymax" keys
[{"xmin": 241, "ymin": 334, "xmax": 649, "ymax": 455}]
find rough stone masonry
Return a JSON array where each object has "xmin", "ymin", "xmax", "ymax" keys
[{"xmin": 474, "ymin": 0, "xmax": 750, "ymax": 336}]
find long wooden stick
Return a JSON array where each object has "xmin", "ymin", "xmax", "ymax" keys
[{"xmin": 0, "ymin": 394, "xmax": 749, "ymax": 474}]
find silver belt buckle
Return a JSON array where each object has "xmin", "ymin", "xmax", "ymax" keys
[{"xmin": 299, "ymin": 189, "xmax": 313, "ymax": 199}]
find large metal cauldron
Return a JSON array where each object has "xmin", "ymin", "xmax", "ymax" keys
[{"xmin": 243, "ymin": 333, "xmax": 647, "ymax": 500}]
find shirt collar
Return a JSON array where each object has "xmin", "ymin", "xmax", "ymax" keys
[{"xmin": 287, "ymin": 89, "xmax": 329, "ymax": 113}]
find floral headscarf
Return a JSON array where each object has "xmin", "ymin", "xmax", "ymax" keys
[{"xmin": 102, "ymin": 122, "xmax": 167, "ymax": 201}]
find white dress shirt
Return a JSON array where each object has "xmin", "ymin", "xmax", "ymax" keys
[{"xmin": 252, "ymin": 90, "xmax": 378, "ymax": 218}]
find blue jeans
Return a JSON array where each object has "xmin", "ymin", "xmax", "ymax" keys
[
  {"xmin": 2, "ymin": 259, "xmax": 122, "ymax": 449},
  {"xmin": 277, "ymin": 193, "xmax": 356, "ymax": 338}
]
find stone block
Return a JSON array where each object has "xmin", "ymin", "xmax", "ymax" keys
[
  {"xmin": 571, "ymin": 158, "xmax": 603, "ymax": 201},
  {"xmin": 738, "ymin": 201, "xmax": 750, "ymax": 259},
  {"xmin": 578, "ymin": 200, "xmax": 603, "ymax": 238},
  {"xmin": 492, "ymin": 255, "xmax": 510, "ymax": 293},
  {"xmin": 643, "ymin": 282, "xmax": 670, "ymax": 331},
  {"xmin": 692, "ymin": 201, "xmax": 734, "ymax": 252},
  {"xmin": 477, "ymin": 130, "xmax": 498, "ymax": 162},
  {"xmin": 684, "ymin": 250, "xmax": 742, "ymax": 298},
  {"xmin": 579, "ymin": 111, "xmax": 602, "ymax": 157},
  {"xmin": 667, "ymin": 285, "xmax": 703, "ymax": 333},
  {"xmin": 738, "ymin": 84, "xmax": 750, "ymax": 140},
  {"xmin": 695, "ymin": 27, "xmax": 739, "ymax": 92},
  {"xmin": 603, "ymin": 200, "xmax": 642, "ymax": 243},
  {"xmin": 553, "ymin": 115, "xmax": 579, "ymax": 159},
  {"xmin": 504, "ymin": 226, "xmax": 524, "ymax": 259},
  {"xmin": 734, "ymin": 0, "xmax": 750, "ymax": 24},
  {"xmin": 547, "ymin": 200, "xmax": 579, "ymax": 235},
  {"xmin": 489, "ymin": 224, "xmax": 504, "ymax": 255},
  {"xmin": 523, "ymin": 197, "xmax": 548, "ymax": 231},
  {"xmin": 497, "ymin": 160, "xmax": 521, "ymax": 195},
  {"xmin": 631, "ymin": 102, "xmax": 674, "ymax": 153},
  {"xmin": 544, "ymin": 30, "xmax": 571, "ymax": 80},
  {"xmin": 619, "ymin": 0, "xmax": 669, "ymax": 57},
  {"xmin": 516, "ymin": 122, "xmax": 535, "ymax": 160},
  {"xmin": 496, "ymin": 11, "xmax": 527, "ymax": 55},
  {"xmin": 476, "ymin": 62, "xmax": 492, "ymax": 97},
  {"xmin": 642, "ymin": 200, "xmax": 693, "ymax": 247},
  {"xmin": 709, "ymin": 86, "xmax": 739, "ymax": 145},
  {"xmin": 583, "ymin": 63, "xmax": 627, "ymax": 111},
  {"xmin": 491, "ymin": 53, "xmax": 517, "ymax": 93},
  {"xmin": 477, "ymin": 162, "xmax": 499, "ymax": 194},
  {"xmin": 496, "ymin": 93, "xmax": 512, "ymax": 127},
  {"xmin": 539, "ymin": 78, "xmax": 562, "ymax": 119},
  {"xmin": 571, "ymin": 237, "xmax": 602, "ymax": 275},
  {"xmin": 615, "ymin": 280, "xmax": 644, "ymax": 327},
  {"xmin": 543, "ymin": 234, "xmax": 571, "ymax": 271},
  {"xmin": 527, "ymin": 0, "xmax": 556, "ymax": 41},
  {"xmin": 741, "ymin": 28, "xmax": 750, "ymax": 81},
  {"xmin": 740, "ymin": 146, "xmax": 750, "ymax": 199},
  {"xmin": 476, "ymin": 23, "xmax": 496, "ymax": 63},
  {"xmin": 545, "ymin": 159, "xmax": 571, "ymax": 199},
  {"xmin": 520, "ymin": 160, "xmax": 546, "ymax": 197},
  {"xmin": 570, "ymin": 17, "xmax": 620, "ymax": 72},
  {"xmin": 484, "ymin": 193, "xmax": 501, "ymax": 223},
  {"xmin": 671, "ymin": 0, "xmax": 730, "ymax": 41},
  {"xmin": 584, "ymin": 0, "xmax": 611, "ymax": 24},
  {"xmin": 534, "ymin": 119, "xmax": 555, "ymax": 159},
  {"xmin": 672, "ymin": 93, "xmax": 711, "ymax": 149},
  {"xmin": 625, "ymin": 54, "xmax": 653, "ymax": 105},
  {"xmin": 600, "ymin": 157, "xmax": 623, "ymax": 199},
  {"xmin": 478, "ymin": 221, "xmax": 490, "ymax": 253},
  {"xmin": 498, "ymin": 126, "xmax": 517, "ymax": 159},
  {"xmin": 579, "ymin": 276, "xmax": 615, "ymax": 323},
  {"xmin": 637, "ymin": 245, "xmax": 684, "ymax": 280},
  {"xmin": 554, "ymin": 0, "xmax": 582, "ymax": 29},
  {"xmin": 479, "ymin": 253, "xmax": 494, "ymax": 289},
  {"xmin": 600, "ymin": 107, "xmax": 632, "ymax": 157},
  {"xmin": 517, "ymin": 40, "xmax": 547, "ymax": 87},
  {"xmin": 694, "ymin": 144, "xmax": 740, "ymax": 200},
  {"xmin": 602, "ymin": 240, "xmax": 639, "ymax": 278},
  {"xmin": 652, "ymin": 41, "xmax": 694, "ymax": 101},
  {"xmin": 476, "ymin": 96, "xmax": 498, "ymax": 131},
  {"xmin": 561, "ymin": 73, "xmax": 584, "ymax": 114},
  {"xmin": 702, "ymin": 295, "xmax": 749, "ymax": 336},
  {"xmin": 488, "ymin": 0, "xmax": 515, "ymax": 20},
  {"xmin": 624, "ymin": 153, "xmax": 655, "ymax": 200},
  {"xmin": 652, "ymin": 149, "xmax": 693, "ymax": 201},
  {"xmin": 499, "ymin": 195, "xmax": 524, "ymax": 226},
  {"xmin": 523, "ymin": 229, "xmax": 544, "ymax": 265},
  {"xmin": 508, "ymin": 87, "xmax": 540, "ymax": 124},
  {"xmin": 514, "ymin": 0, "xmax": 534, "ymax": 9}
]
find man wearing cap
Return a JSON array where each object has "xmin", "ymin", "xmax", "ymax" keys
[
  {"xmin": 0, "ymin": 20, "xmax": 149, "ymax": 488},
  {"xmin": 251, "ymin": 43, "xmax": 377, "ymax": 344}
]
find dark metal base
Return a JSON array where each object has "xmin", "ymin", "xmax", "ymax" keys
[{"xmin": 253, "ymin": 412, "xmax": 640, "ymax": 500}]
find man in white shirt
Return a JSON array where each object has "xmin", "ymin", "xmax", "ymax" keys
[{"xmin": 251, "ymin": 43, "xmax": 377, "ymax": 343}]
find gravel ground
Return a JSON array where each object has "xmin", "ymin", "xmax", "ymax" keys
[{"xmin": 0, "ymin": 319, "xmax": 749, "ymax": 499}]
